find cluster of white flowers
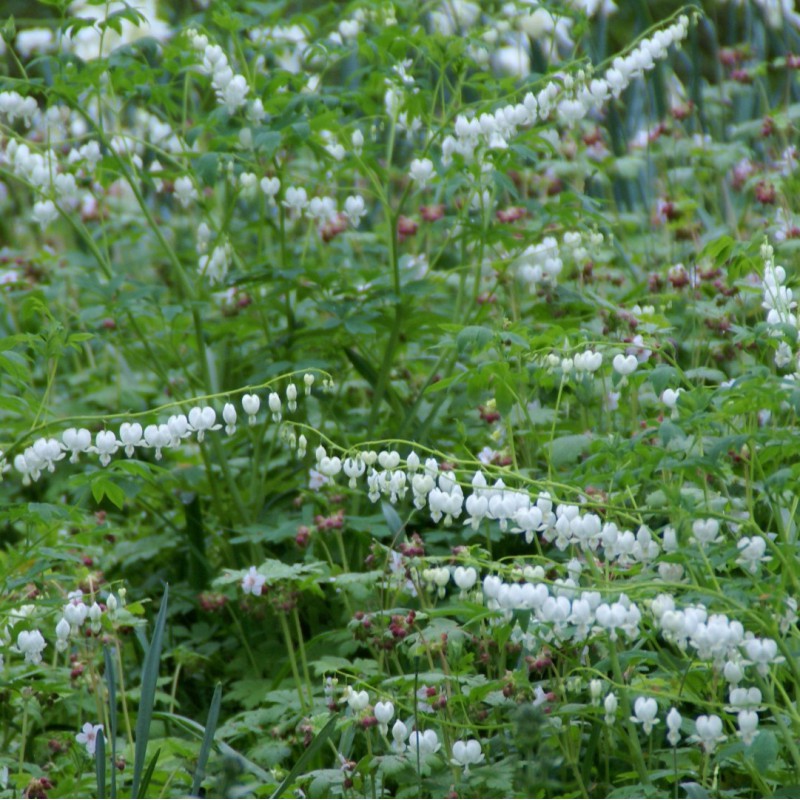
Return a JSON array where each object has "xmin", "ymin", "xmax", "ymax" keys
[
  {"xmin": 439, "ymin": 15, "xmax": 689, "ymax": 169},
  {"xmin": 249, "ymin": 23, "xmax": 310, "ymax": 75},
  {"xmin": 7, "ymin": 379, "xmax": 312, "ymax": 485},
  {"xmin": 515, "ymin": 236, "xmax": 563, "ymax": 289},
  {"xmin": 731, "ymin": 0, "xmax": 800, "ymax": 30},
  {"xmin": 546, "ymin": 349, "xmax": 604, "ymax": 377},
  {"xmin": 60, "ymin": 590, "xmax": 103, "ymax": 640},
  {"xmin": 275, "ymin": 184, "xmax": 366, "ymax": 230},
  {"xmin": 331, "ymin": 688, "xmax": 464, "ymax": 767},
  {"xmin": 14, "ymin": 629, "xmax": 47, "ymax": 665},
  {"xmin": 0, "ymin": 91, "xmax": 39, "ymax": 126},
  {"xmin": 652, "ymin": 593, "xmax": 784, "ymax": 678},
  {"xmin": 199, "ymin": 241, "xmax": 232, "ymax": 285},
  {"xmin": 188, "ymin": 29, "xmax": 251, "ymax": 114},
  {"xmin": 484, "ymin": 575, "xmax": 642, "ymax": 645},
  {"xmin": 760, "ymin": 241, "xmax": 799, "ymax": 371},
  {"xmin": 0, "ymin": 96, "xmax": 189, "ymax": 230}
]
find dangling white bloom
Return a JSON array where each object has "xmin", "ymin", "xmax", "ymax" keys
[
  {"xmin": 32, "ymin": 199, "xmax": 58, "ymax": 228},
  {"xmin": 119, "ymin": 422, "xmax": 143, "ymax": 457},
  {"xmin": 343, "ymin": 456, "xmax": 365, "ymax": 488},
  {"xmin": 453, "ymin": 566, "xmax": 477, "ymax": 593},
  {"xmin": 283, "ymin": 186, "xmax": 308, "ymax": 215},
  {"xmin": 260, "ymin": 176, "xmax": 280, "ymax": 201},
  {"xmin": 691, "ymin": 518, "xmax": 721, "ymax": 549},
  {"xmin": 736, "ymin": 536, "xmax": 771, "ymax": 574},
  {"xmin": 223, "ymin": 403, "xmax": 237, "ymax": 435},
  {"xmin": 612, "ymin": 354, "xmax": 638, "ymax": 377},
  {"xmin": 62, "ymin": 428, "xmax": 92, "ymax": 463},
  {"xmin": 409, "ymin": 158, "xmax": 434, "ymax": 188},
  {"xmin": 88, "ymin": 602, "xmax": 102, "ymax": 633},
  {"xmin": 451, "ymin": 739, "xmax": 484, "ymax": 775},
  {"xmin": 144, "ymin": 424, "xmax": 171, "ymax": 460},
  {"xmin": 345, "ymin": 688, "xmax": 370, "ymax": 712},
  {"xmin": 94, "ymin": 430, "xmax": 120, "ymax": 466},
  {"xmin": 408, "ymin": 729, "xmax": 441, "ymax": 757},
  {"xmin": 188, "ymin": 407, "xmax": 221, "ymax": 441},
  {"xmin": 242, "ymin": 394, "xmax": 260, "ymax": 424},
  {"xmin": 344, "ymin": 195, "xmax": 367, "ymax": 226},
  {"xmin": 55, "ymin": 617, "xmax": 71, "ymax": 652},
  {"xmin": 174, "ymin": 176, "xmax": 198, "ymax": 208},
  {"xmin": 666, "ymin": 708, "xmax": 681, "ymax": 746},
  {"xmin": 16, "ymin": 629, "xmax": 46, "ymax": 665},
  {"xmin": 351, "ymin": 129, "xmax": 364, "ymax": 155},
  {"xmin": 391, "ymin": 719, "xmax": 408, "ymax": 752},
  {"xmin": 604, "ymin": 692, "xmax": 618, "ymax": 725},
  {"xmin": 374, "ymin": 701, "xmax": 394, "ymax": 735},
  {"xmin": 737, "ymin": 710, "xmax": 759, "ymax": 746},
  {"xmin": 268, "ymin": 392, "xmax": 282, "ymax": 422},
  {"xmin": 691, "ymin": 714, "xmax": 725, "ymax": 754}
]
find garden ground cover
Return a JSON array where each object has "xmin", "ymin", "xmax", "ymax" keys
[{"xmin": 1, "ymin": 0, "xmax": 800, "ymax": 797}]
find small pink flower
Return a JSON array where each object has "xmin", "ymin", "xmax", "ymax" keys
[
  {"xmin": 76, "ymin": 722, "xmax": 103, "ymax": 757},
  {"xmin": 241, "ymin": 567, "xmax": 266, "ymax": 597}
]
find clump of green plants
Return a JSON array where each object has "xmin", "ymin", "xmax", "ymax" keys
[{"xmin": 1, "ymin": 0, "xmax": 800, "ymax": 797}]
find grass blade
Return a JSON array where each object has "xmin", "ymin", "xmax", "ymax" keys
[
  {"xmin": 190, "ymin": 682, "xmax": 222, "ymax": 797},
  {"xmin": 138, "ymin": 748, "xmax": 161, "ymax": 799},
  {"xmin": 152, "ymin": 710, "xmax": 271, "ymax": 783},
  {"xmin": 132, "ymin": 584, "xmax": 169, "ymax": 799},
  {"xmin": 103, "ymin": 646, "xmax": 117, "ymax": 799},
  {"xmin": 95, "ymin": 727, "xmax": 105, "ymax": 799},
  {"xmin": 270, "ymin": 714, "xmax": 339, "ymax": 799}
]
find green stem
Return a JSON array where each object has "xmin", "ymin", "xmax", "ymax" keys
[
  {"xmin": 607, "ymin": 639, "xmax": 650, "ymax": 787},
  {"xmin": 292, "ymin": 607, "xmax": 314, "ymax": 706},
  {"xmin": 279, "ymin": 612, "xmax": 310, "ymax": 712},
  {"xmin": 17, "ymin": 701, "xmax": 28, "ymax": 779}
]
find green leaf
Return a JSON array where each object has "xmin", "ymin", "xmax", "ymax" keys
[
  {"xmin": 772, "ymin": 787, "xmax": 800, "ymax": 799},
  {"xmin": 749, "ymin": 730, "xmax": 778, "ymax": 774},
  {"xmin": 132, "ymin": 585, "xmax": 169, "ymax": 799},
  {"xmin": 152, "ymin": 711, "xmax": 272, "ymax": 783},
  {"xmin": 137, "ymin": 748, "xmax": 161, "ymax": 799},
  {"xmin": 648, "ymin": 365, "xmax": 678, "ymax": 396},
  {"xmin": 381, "ymin": 501, "xmax": 405, "ymax": 539},
  {"xmin": 194, "ymin": 154, "xmax": 218, "ymax": 186},
  {"xmin": 191, "ymin": 683, "xmax": 222, "ymax": 797},
  {"xmin": 91, "ymin": 476, "xmax": 126, "ymax": 510},
  {"xmin": 494, "ymin": 377, "xmax": 515, "ymax": 415},
  {"xmin": 456, "ymin": 325, "xmax": 494, "ymax": 354},
  {"xmin": 271, "ymin": 714, "xmax": 339, "ymax": 799},
  {"xmin": 104, "ymin": 647, "xmax": 118, "ymax": 798},
  {"xmin": 253, "ymin": 129, "xmax": 282, "ymax": 158},
  {"xmin": 95, "ymin": 727, "xmax": 106, "ymax": 799},
  {"xmin": 546, "ymin": 434, "xmax": 591, "ymax": 467}
]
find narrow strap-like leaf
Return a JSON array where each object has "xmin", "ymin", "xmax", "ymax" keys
[
  {"xmin": 271, "ymin": 714, "xmax": 339, "ymax": 799},
  {"xmin": 95, "ymin": 727, "xmax": 105, "ymax": 800},
  {"xmin": 104, "ymin": 646, "xmax": 118, "ymax": 799},
  {"xmin": 132, "ymin": 584, "xmax": 169, "ymax": 799},
  {"xmin": 191, "ymin": 682, "xmax": 222, "ymax": 797},
  {"xmin": 138, "ymin": 748, "xmax": 162, "ymax": 799}
]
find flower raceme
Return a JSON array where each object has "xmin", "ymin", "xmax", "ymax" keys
[{"xmin": 7, "ymin": 379, "xmax": 314, "ymax": 484}]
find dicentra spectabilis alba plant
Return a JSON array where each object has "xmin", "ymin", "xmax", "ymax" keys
[{"xmin": 3, "ymin": 0, "xmax": 800, "ymax": 797}]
